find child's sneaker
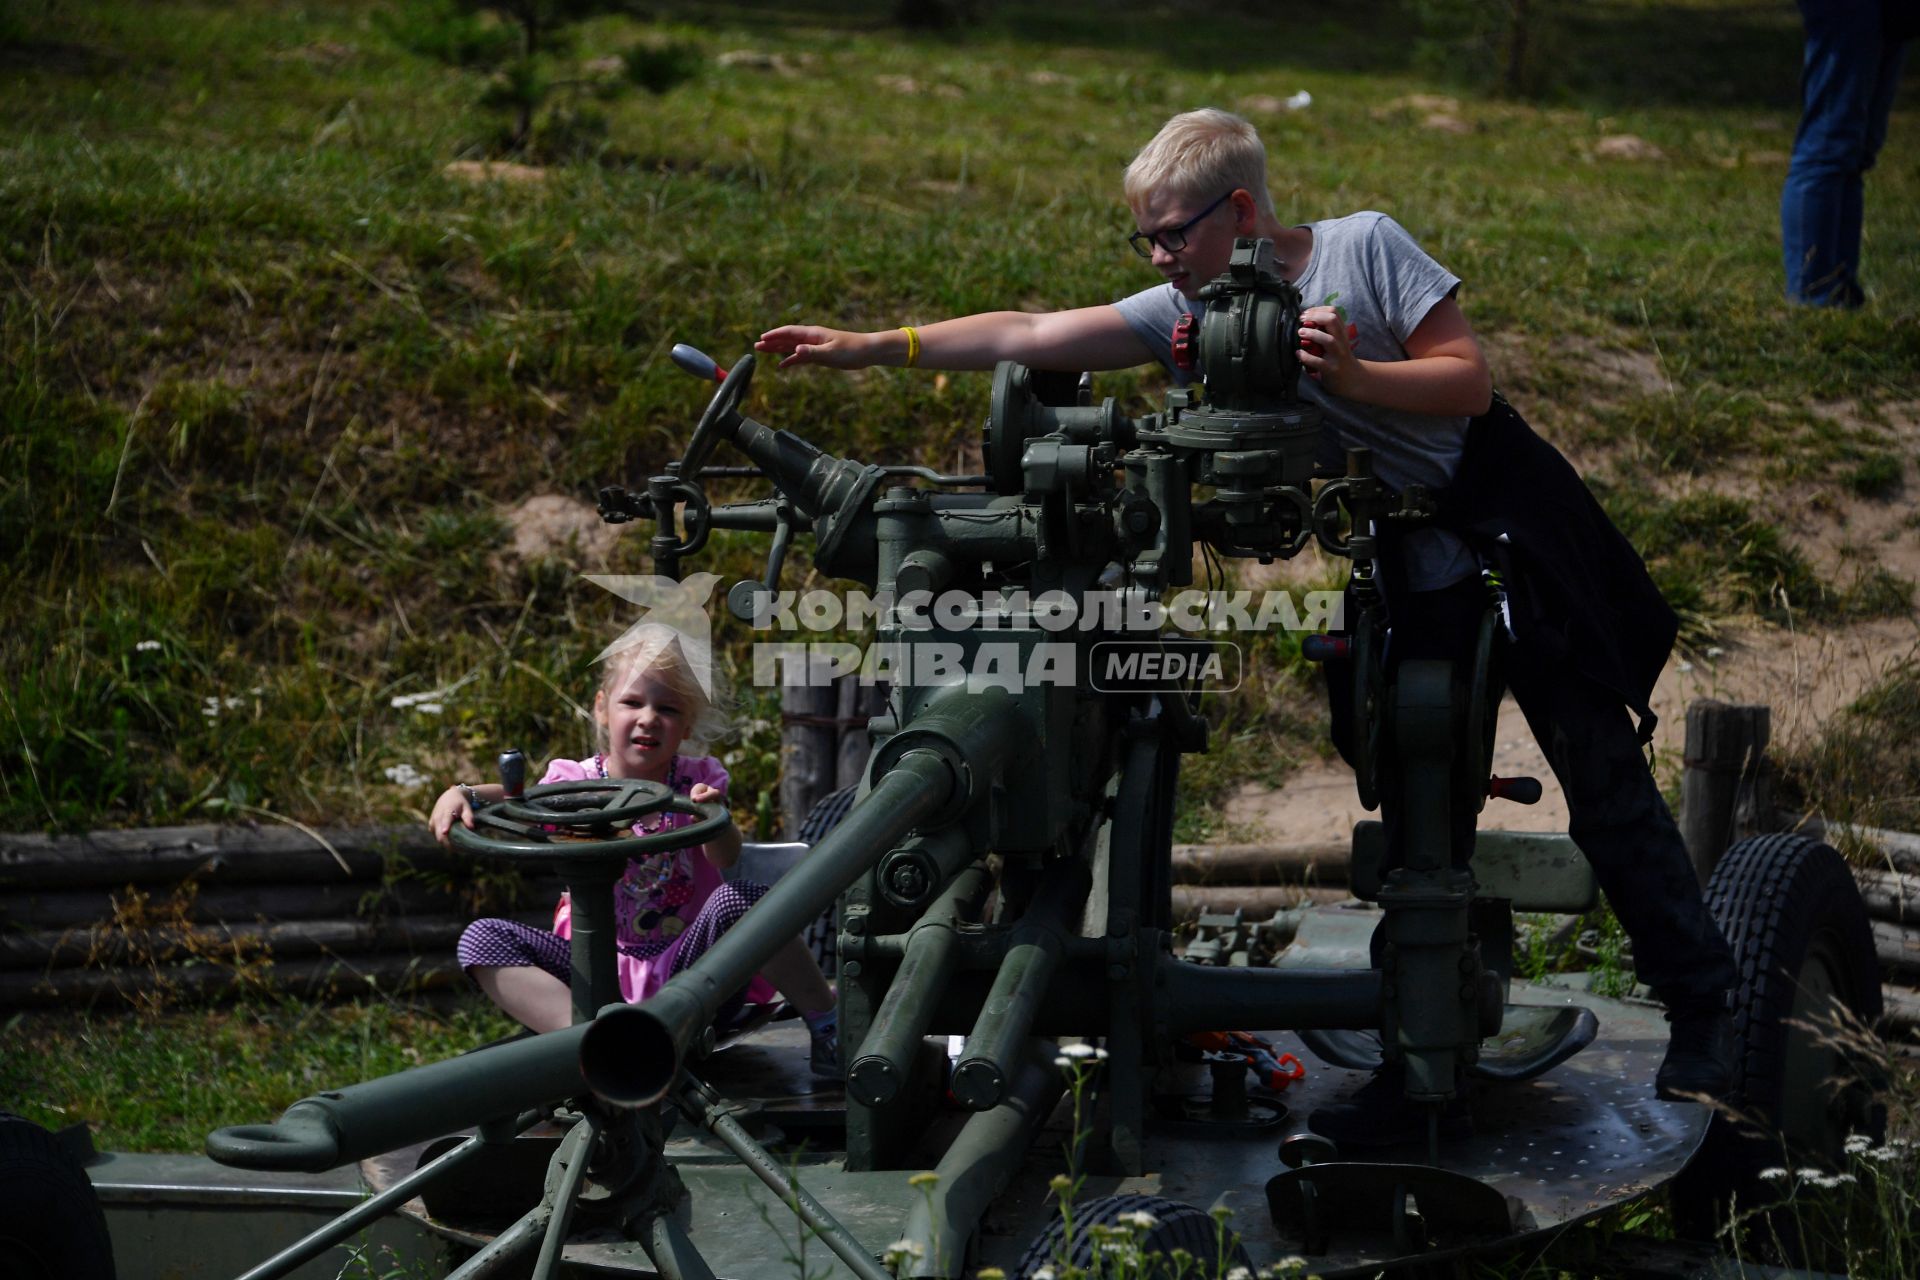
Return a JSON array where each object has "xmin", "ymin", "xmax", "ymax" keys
[
  {"xmin": 802, "ymin": 1006, "xmax": 840, "ymax": 1079},
  {"xmin": 809, "ymin": 1024, "xmax": 840, "ymax": 1078}
]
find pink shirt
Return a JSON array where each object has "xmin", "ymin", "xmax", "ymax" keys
[{"xmin": 545, "ymin": 754, "xmax": 769, "ymax": 1004}]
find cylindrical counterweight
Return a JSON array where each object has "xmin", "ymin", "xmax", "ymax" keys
[
  {"xmin": 850, "ymin": 865, "xmax": 992, "ymax": 1106},
  {"xmin": 951, "ymin": 861, "xmax": 1091, "ymax": 1110},
  {"xmin": 1155, "ymin": 955, "xmax": 1383, "ymax": 1033}
]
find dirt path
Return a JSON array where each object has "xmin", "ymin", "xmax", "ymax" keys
[{"xmin": 1221, "ymin": 614, "xmax": 1920, "ymax": 844}]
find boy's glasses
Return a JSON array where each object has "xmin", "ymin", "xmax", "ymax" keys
[{"xmin": 1128, "ymin": 190, "xmax": 1234, "ymax": 259}]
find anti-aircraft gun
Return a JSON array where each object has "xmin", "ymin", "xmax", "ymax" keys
[{"xmin": 202, "ymin": 239, "xmax": 1880, "ymax": 1278}]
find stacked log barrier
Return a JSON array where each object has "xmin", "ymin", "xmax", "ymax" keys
[
  {"xmin": 1167, "ymin": 840, "xmax": 1353, "ymax": 921},
  {"xmin": 0, "ymin": 824, "xmax": 556, "ymax": 1008}
]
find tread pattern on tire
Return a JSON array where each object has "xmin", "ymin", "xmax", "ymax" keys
[
  {"xmin": 1672, "ymin": 833, "xmax": 1883, "ymax": 1238},
  {"xmin": 1702, "ymin": 833, "xmax": 1882, "ymax": 1113},
  {"xmin": 1013, "ymin": 1192, "xmax": 1250, "ymax": 1280}
]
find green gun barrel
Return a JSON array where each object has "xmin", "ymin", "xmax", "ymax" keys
[
  {"xmin": 584, "ymin": 687, "xmax": 1023, "ymax": 1108},
  {"xmin": 206, "ymin": 1022, "xmax": 599, "ymax": 1172}
]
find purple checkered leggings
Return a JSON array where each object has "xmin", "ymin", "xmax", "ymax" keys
[{"xmin": 457, "ymin": 880, "xmax": 770, "ymax": 994}]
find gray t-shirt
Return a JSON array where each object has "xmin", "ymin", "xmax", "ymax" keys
[{"xmin": 1112, "ymin": 211, "xmax": 1476, "ymax": 591}]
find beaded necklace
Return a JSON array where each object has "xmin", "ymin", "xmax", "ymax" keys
[{"xmin": 596, "ymin": 753, "xmax": 683, "ymax": 899}]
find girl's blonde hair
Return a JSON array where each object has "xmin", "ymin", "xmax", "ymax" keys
[
  {"xmin": 1122, "ymin": 108, "xmax": 1277, "ymax": 220},
  {"xmin": 594, "ymin": 622, "xmax": 734, "ymax": 755}
]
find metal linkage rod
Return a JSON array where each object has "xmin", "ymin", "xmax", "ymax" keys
[
  {"xmin": 531, "ymin": 1114, "xmax": 600, "ymax": 1280},
  {"xmin": 677, "ymin": 1076, "xmax": 893, "ymax": 1280},
  {"xmin": 444, "ymin": 1202, "xmax": 550, "ymax": 1280},
  {"xmin": 232, "ymin": 1120, "xmax": 524, "ymax": 1280},
  {"xmin": 646, "ymin": 1211, "xmax": 720, "ymax": 1280}
]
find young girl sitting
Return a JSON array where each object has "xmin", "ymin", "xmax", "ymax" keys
[{"xmin": 430, "ymin": 623, "xmax": 839, "ymax": 1073}]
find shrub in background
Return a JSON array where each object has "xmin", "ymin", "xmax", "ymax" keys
[
  {"xmin": 380, "ymin": 0, "xmax": 701, "ymax": 158},
  {"xmin": 1409, "ymin": 0, "xmax": 1567, "ymax": 97}
]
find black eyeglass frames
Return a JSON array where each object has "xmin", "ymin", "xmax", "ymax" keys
[{"xmin": 1127, "ymin": 190, "xmax": 1235, "ymax": 259}]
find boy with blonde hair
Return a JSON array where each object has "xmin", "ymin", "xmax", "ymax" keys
[{"xmin": 758, "ymin": 108, "xmax": 1736, "ymax": 1142}]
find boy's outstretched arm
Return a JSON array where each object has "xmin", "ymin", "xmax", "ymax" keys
[
  {"xmin": 757, "ymin": 305, "xmax": 1154, "ymax": 374},
  {"xmin": 1297, "ymin": 296, "xmax": 1493, "ymax": 418}
]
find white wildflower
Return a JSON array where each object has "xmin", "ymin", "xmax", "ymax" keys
[
  {"xmin": 1058, "ymin": 1042, "xmax": 1097, "ymax": 1059},
  {"xmin": 1118, "ymin": 1210, "xmax": 1159, "ymax": 1230},
  {"xmin": 135, "ymin": 640, "xmax": 162, "ymax": 652},
  {"xmin": 1227, "ymin": 1268, "xmax": 1254, "ymax": 1280},
  {"xmin": 1031, "ymin": 1269, "xmax": 1056, "ymax": 1280},
  {"xmin": 1845, "ymin": 1134, "xmax": 1873, "ymax": 1154},
  {"xmin": 1052, "ymin": 1056, "xmax": 1073, "ymax": 1069},
  {"xmin": 1759, "ymin": 1167, "xmax": 1790, "ymax": 1181},
  {"xmin": 383, "ymin": 763, "xmax": 428, "ymax": 789},
  {"xmin": 1795, "ymin": 1167, "xmax": 1823, "ymax": 1181},
  {"xmin": 1870, "ymin": 1147, "xmax": 1904, "ymax": 1162},
  {"xmin": 881, "ymin": 1238, "xmax": 924, "ymax": 1262},
  {"xmin": 1270, "ymin": 1258, "xmax": 1309, "ymax": 1278},
  {"xmin": 390, "ymin": 672, "xmax": 478, "ymax": 712}
]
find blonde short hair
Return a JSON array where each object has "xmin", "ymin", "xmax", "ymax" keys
[
  {"xmin": 594, "ymin": 622, "xmax": 733, "ymax": 754},
  {"xmin": 1123, "ymin": 108, "xmax": 1277, "ymax": 219}
]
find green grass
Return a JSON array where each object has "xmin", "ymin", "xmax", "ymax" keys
[
  {"xmin": 1780, "ymin": 661, "xmax": 1920, "ymax": 839},
  {"xmin": 0, "ymin": 993, "xmax": 519, "ymax": 1151},
  {"xmin": 1, "ymin": 0, "xmax": 1915, "ymax": 835}
]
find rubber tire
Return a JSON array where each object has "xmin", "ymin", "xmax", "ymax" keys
[
  {"xmin": 0, "ymin": 1113, "xmax": 117, "ymax": 1280},
  {"xmin": 1013, "ymin": 1193, "xmax": 1252, "ymax": 1279},
  {"xmin": 1669, "ymin": 834, "xmax": 1884, "ymax": 1239}
]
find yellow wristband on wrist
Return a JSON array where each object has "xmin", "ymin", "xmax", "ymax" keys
[{"xmin": 900, "ymin": 325, "xmax": 920, "ymax": 368}]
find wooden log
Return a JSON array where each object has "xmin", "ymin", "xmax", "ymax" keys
[
  {"xmin": 0, "ymin": 912, "xmax": 557, "ymax": 972},
  {"xmin": 1169, "ymin": 842, "xmax": 1350, "ymax": 886},
  {"xmin": 836, "ymin": 679, "xmax": 888, "ymax": 792},
  {"xmin": 1878, "ymin": 985, "xmax": 1920, "ymax": 1039},
  {"xmin": 780, "ymin": 655, "xmax": 840, "ymax": 840},
  {"xmin": 0, "ymin": 824, "xmax": 454, "ymax": 889},
  {"xmin": 1680, "ymin": 700, "xmax": 1771, "ymax": 886},
  {"xmin": 8, "ymin": 880, "xmax": 475, "ymax": 930},
  {"xmin": 0, "ymin": 952, "xmax": 467, "ymax": 1009},
  {"xmin": 1855, "ymin": 868, "xmax": 1920, "ymax": 925},
  {"xmin": 1873, "ymin": 919, "xmax": 1920, "ymax": 983},
  {"xmin": 1798, "ymin": 818, "xmax": 1920, "ymax": 878},
  {"xmin": 1171, "ymin": 884, "xmax": 1351, "ymax": 921}
]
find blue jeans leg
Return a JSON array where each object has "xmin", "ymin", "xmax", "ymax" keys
[{"xmin": 1781, "ymin": 0, "xmax": 1908, "ymax": 306}]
